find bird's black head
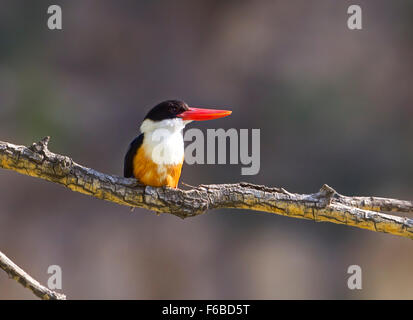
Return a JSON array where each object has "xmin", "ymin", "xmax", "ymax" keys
[{"xmin": 144, "ymin": 100, "xmax": 189, "ymax": 121}]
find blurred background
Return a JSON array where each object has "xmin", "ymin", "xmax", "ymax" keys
[{"xmin": 0, "ymin": 0, "xmax": 413, "ymax": 299}]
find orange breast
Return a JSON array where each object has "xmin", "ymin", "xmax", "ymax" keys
[{"xmin": 132, "ymin": 146, "xmax": 183, "ymax": 188}]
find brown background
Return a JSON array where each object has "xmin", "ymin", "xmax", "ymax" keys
[{"xmin": 0, "ymin": 0, "xmax": 412, "ymax": 299}]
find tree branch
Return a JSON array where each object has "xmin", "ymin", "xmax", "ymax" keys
[
  {"xmin": 0, "ymin": 137, "xmax": 413, "ymax": 241},
  {"xmin": 0, "ymin": 250, "xmax": 66, "ymax": 300}
]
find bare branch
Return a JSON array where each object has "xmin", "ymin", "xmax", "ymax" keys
[
  {"xmin": 1, "ymin": 137, "xmax": 413, "ymax": 240},
  {"xmin": 0, "ymin": 250, "xmax": 66, "ymax": 300},
  {"xmin": 334, "ymin": 193, "xmax": 413, "ymax": 214}
]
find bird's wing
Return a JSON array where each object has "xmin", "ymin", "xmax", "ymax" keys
[{"xmin": 124, "ymin": 133, "xmax": 144, "ymax": 178}]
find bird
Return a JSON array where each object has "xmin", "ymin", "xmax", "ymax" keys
[{"xmin": 124, "ymin": 100, "xmax": 231, "ymax": 188}]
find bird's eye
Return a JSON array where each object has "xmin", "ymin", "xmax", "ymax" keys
[{"xmin": 170, "ymin": 106, "xmax": 178, "ymax": 113}]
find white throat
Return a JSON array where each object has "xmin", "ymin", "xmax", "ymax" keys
[{"xmin": 140, "ymin": 118, "xmax": 191, "ymax": 165}]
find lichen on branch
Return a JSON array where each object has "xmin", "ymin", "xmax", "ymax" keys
[{"xmin": 1, "ymin": 137, "xmax": 413, "ymax": 240}]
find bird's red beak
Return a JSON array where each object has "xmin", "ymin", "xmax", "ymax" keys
[{"xmin": 177, "ymin": 107, "xmax": 232, "ymax": 121}]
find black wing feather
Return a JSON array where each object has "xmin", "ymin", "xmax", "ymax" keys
[{"xmin": 124, "ymin": 134, "xmax": 144, "ymax": 178}]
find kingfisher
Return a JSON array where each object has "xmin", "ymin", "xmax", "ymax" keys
[{"xmin": 124, "ymin": 100, "xmax": 231, "ymax": 188}]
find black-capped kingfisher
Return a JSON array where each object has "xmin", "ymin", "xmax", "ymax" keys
[{"xmin": 124, "ymin": 100, "xmax": 231, "ymax": 188}]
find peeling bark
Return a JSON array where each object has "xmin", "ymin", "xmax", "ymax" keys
[{"xmin": 0, "ymin": 137, "xmax": 412, "ymax": 240}]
